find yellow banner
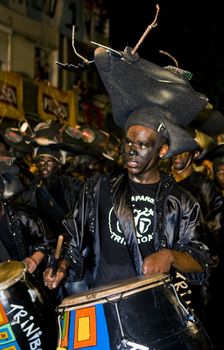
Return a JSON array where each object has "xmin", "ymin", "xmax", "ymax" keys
[
  {"xmin": 0, "ymin": 71, "xmax": 24, "ymax": 120},
  {"xmin": 37, "ymin": 82, "xmax": 77, "ymax": 126}
]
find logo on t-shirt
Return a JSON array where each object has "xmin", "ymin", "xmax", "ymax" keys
[{"xmin": 108, "ymin": 195, "xmax": 154, "ymax": 246}]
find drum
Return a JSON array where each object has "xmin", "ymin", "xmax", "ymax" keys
[
  {"xmin": 0, "ymin": 260, "xmax": 58, "ymax": 350},
  {"xmin": 57, "ymin": 273, "xmax": 213, "ymax": 350}
]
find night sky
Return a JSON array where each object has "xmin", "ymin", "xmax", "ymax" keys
[{"xmin": 108, "ymin": 0, "xmax": 224, "ymax": 113}]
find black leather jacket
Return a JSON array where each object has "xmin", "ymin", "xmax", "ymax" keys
[
  {"xmin": 16, "ymin": 173, "xmax": 83, "ymax": 253},
  {"xmin": 0, "ymin": 199, "xmax": 46, "ymax": 262},
  {"xmin": 176, "ymin": 171, "xmax": 224, "ymax": 256},
  {"xmin": 63, "ymin": 170, "xmax": 211, "ymax": 287}
]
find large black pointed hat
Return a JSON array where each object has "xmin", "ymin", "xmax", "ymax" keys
[{"xmin": 94, "ymin": 45, "xmax": 208, "ymax": 157}]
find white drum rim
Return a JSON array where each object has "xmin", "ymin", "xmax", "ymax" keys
[{"xmin": 58, "ymin": 273, "xmax": 170, "ymax": 311}]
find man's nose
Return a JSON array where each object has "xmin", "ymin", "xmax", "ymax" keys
[{"xmin": 129, "ymin": 148, "xmax": 138, "ymax": 156}]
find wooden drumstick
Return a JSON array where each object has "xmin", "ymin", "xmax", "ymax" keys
[
  {"xmin": 55, "ymin": 235, "xmax": 64, "ymax": 259},
  {"xmin": 51, "ymin": 235, "xmax": 64, "ymax": 276}
]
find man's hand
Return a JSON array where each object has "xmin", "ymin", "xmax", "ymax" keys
[
  {"xmin": 43, "ymin": 263, "xmax": 68, "ymax": 290},
  {"xmin": 142, "ymin": 248, "xmax": 204, "ymax": 278},
  {"xmin": 23, "ymin": 251, "xmax": 45, "ymax": 273},
  {"xmin": 23, "ymin": 257, "xmax": 38, "ymax": 274},
  {"xmin": 142, "ymin": 249, "xmax": 174, "ymax": 277}
]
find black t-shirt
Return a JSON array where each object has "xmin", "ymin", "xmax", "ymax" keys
[
  {"xmin": 129, "ymin": 179, "xmax": 158, "ymax": 258},
  {"xmin": 95, "ymin": 177, "xmax": 158, "ymax": 287}
]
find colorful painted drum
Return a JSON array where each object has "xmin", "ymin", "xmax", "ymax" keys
[
  {"xmin": 57, "ymin": 273, "xmax": 213, "ymax": 350},
  {"xmin": 0, "ymin": 260, "xmax": 58, "ymax": 350}
]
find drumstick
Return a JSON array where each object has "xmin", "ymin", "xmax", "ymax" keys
[
  {"xmin": 51, "ymin": 235, "xmax": 64, "ymax": 277},
  {"xmin": 55, "ymin": 235, "xmax": 64, "ymax": 260}
]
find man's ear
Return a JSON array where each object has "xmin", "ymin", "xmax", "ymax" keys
[{"xmin": 159, "ymin": 144, "xmax": 169, "ymax": 158}]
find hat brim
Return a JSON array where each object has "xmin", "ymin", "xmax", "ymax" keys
[
  {"xmin": 206, "ymin": 144, "xmax": 224, "ymax": 161},
  {"xmin": 163, "ymin": 118, "xmax": 198, "ymax": 158},
  {"xmin": 190, "ymin": 109, "xmax": 224, "ymax": 136}
]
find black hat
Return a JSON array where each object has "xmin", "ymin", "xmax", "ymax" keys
[
  {"xmin": 94, "ymin": 45, "xmax": 208, "ymax": 157},
  {"xmin": 35, "ymin": 146, "xmax": 62, "ymax": 162},
  {"xmin": 207, "ymin": 144, "xmax": 224, "ymax": 171},
  {"xmin": 190, "ymin": 108, "xmax": 224, "ymax": 136},
  {"xmin": 0, "ymin": 126, "xmax": 34, "ymax": 157},
  {"xmin": 94, "ymin": 46, "xmax": 208, "ymax": 128},
  {"xmin": 0, "ymin": 163, "xmax": 24, "ymax": 199},
  {"xmin": 213, "ymin": 156, "xmax": 224, "ymax": 171},
  {"xmin": 184, "ymin": 128, "xmax": 216, "ymax": 160}
]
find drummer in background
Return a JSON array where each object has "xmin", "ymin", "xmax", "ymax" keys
[
  {"xmin": 0, "ymin": 137, "xmax": 46, "ymax": 265},
  {"xmin": 43, "ymin": 46, "xmax": 211, "ymax": 302},
  {"xmin": 212, "ymin": 150, "xmax": 224, "ymax": 197},
  {"xmin": 170, "ymin": 130, "xmax": 224, "ymax": 338},
  {"xmin": 16, "ymin": 145, "xmax": 83, "ymax": 302},
  {"xmin": 170, "ymin": 129, "xmax": 223, "ymax": 263}
]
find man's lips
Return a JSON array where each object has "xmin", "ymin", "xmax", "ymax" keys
[
  {"xmin": 173, "ymin": 159, "xmax": 182, "ymax": 164},
  {"xmin": 126, "ymin": 159, "xmax": 139, "ymax": 167},
  {"xmin": 40, "ymin": 169, "xmax": 49, "ymax": 176}
]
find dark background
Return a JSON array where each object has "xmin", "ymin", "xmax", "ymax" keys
[{"xmin": 108, "ymin": 0, "xmax": 223, "ymax": 113}]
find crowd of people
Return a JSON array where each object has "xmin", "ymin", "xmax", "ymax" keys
[{"xmin": 1, "ymin": 44, "xmax": 224, "ymax": 349}]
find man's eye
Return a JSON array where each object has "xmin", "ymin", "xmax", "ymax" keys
[
  {"xmin": 124, "ymin": 139, "xmax": 151, "ymax": 149},
  {"xmin": 139, "ymin": 143, "xmax": 150, "ymax": 150},
  {"xmin": 125, "ymin": 139, "xmax": 132, "ymax": 146}
]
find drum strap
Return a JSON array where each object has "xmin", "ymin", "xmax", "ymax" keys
[{"xmin": 111, "ymin": 172, "xmax": 144, "ymax": 276}]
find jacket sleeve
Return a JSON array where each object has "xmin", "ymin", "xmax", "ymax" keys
[
  {"xmin": 61, "ymin": 174, "xmax": 101, "ymax": 283},
  {"xmin": 60, "ymin": 184, "xmax": 87, "ymax": 282},
  {"xmin": 200, "ymin": 178, "xmax": 224, "ymax": 256},
  {"xmin": 17, "ymin": 207, "xmax": 49, "ymax": 256},
  {"xmin": 169, "ymin": 192, "xmax": 211, "ymax": 284}
]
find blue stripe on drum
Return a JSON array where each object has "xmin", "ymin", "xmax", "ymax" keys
[
  {"xmin": 68, "ymin": 310, "xmax": 75, "ymax": 350},
  {"xmin": 94, "ymin": 304, "xmax": 110, "ymax": 350}
]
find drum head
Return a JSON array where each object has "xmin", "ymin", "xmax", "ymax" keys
[
  {"xmin": 0, "ymin": 260, "xmax": 26, "ymax": 290},
  {"xmin": 59, "ymin": 273, "xmax": 170, "ymax": 310}
]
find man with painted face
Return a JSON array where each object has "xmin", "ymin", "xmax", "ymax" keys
[
  {"xmin": 41, "ymin": 25, "xmax": 217, "ymax": 346},
  {"xmin": 171, "ymin": 140, "xmax": 223, "ymax": 260},
  {"xmin": 43, "ymin": 43, "xmax": 211, "ymax": 292},
  {"xmin": 43, "ymin": 105, "xmax": 214, "ymax": 350},
  {"xmin": 43, "ymin": 107, "xmax": 211, "ymax": 289},
  {"xmin": 171, "ymin": 134, "xmax": 223, "ymax": 331},
  {"xmin": 17, "ymin": 145, "xmax": 83, "ymax": 277}
]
